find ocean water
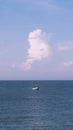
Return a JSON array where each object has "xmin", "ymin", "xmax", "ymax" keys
[{"xmin": 0, "ymin": 81, "xmax": 73, "ymax": 130}]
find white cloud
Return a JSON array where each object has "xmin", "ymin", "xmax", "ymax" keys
[{"xmin": 13, "ymin": 29, "xmax": 51, "ymax": 71}]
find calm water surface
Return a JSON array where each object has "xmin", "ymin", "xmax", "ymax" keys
[{"xmin": 0, "ymin": 80, "xmax": 73, "ymax": 130}]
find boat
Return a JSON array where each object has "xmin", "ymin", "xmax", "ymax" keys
[{"xmin": 32, "ymin": 85, "xmax": 39, "ymax": 90}]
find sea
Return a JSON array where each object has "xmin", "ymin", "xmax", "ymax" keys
[{"xmin": 0, "ymin": 80, "xmax": 73, "ymax": 130}]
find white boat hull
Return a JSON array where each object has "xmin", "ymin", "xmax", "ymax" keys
[{"xmin": 32, "ymin": 86, "xmax": 39, "ymax": 90}]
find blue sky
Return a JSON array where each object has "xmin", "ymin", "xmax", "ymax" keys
[{"xmin": 0, "ymin": 0, "xmax": 73, "ymax": 80}]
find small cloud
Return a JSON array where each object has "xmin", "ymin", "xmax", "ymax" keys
[
  {"xmin": 57, "ymin": 42, "xmax": 73, "ymax": 52},
  {"xmin": 58, "ymin": 45, "xmax": 70, "ymax": 51}
]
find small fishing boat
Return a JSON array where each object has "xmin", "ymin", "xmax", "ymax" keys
[{"xmin": 32, "ymin": 85, "xmax": 39, "ymax": 90}]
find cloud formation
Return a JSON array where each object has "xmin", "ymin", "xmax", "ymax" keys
[{"xmin": 20, "ymin": 29, "xmax": 51, "ymax": 70}]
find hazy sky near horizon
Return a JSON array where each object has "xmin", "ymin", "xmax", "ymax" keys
[{"xmin": 0, "ymin": 0, "xmax": 73, "ymax": 80}]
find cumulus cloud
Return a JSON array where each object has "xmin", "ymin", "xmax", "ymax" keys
[{"xmin": 20, "ymin": 29, "xmax": 51, "ymax": 70}]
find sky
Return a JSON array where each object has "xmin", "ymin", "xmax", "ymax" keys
[{"xmin": 0, "ymin": 0, "xmax": 73, "ymax": 80}]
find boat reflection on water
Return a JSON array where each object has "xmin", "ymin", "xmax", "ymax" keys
[{"xmin": 32, "ymin": 85, "xmax": 39, "ymax": 90}]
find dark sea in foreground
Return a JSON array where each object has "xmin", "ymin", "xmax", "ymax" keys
[{"xmin": 0, "ymin": 80, "xmax": 73, "ymax": 130}]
